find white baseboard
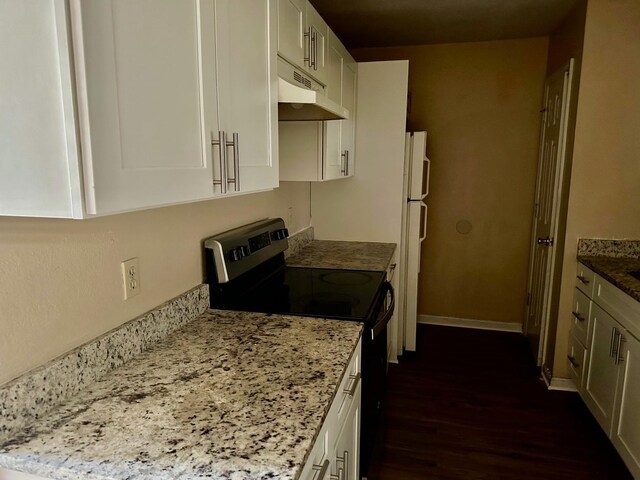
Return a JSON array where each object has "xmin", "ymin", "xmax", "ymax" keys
[
  {"xmin": 547, "ymin": 377, "xmax": 578, "ymax": 392},
  {"xmin": 418, "ymin": 315, "xmax": 523, "ymax": 333}
]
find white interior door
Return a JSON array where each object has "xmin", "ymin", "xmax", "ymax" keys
[{"xmin": 524, "ymin": 60, "xmax": 574, "ymax": 364}]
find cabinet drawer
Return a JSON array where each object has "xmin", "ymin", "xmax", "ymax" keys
[
  {"xmin": 594, "ymin": 275, "xmax": 640, "ymax": 342},
  {"xmin": 333, "ymin": 338, "xmax": 361, "ymax": 431},
  {"xmin": 568, "ymin": 334, "xmax": 587, "ymax": 390},
  {"xmin": 571, "ymin": 289, "xmax": 592, "ymax": 347},
  {"xmin": 576, "ymin": 263, "xmax": 596, "ymax": 296},
  {"xmin": 298, "ymin": 421, "xmax": 331, "ymax": 480}
]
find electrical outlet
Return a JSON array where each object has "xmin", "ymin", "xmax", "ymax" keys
[{"xmin": 121, "ymin": 257, "xmax": 140, "ymax": 300}]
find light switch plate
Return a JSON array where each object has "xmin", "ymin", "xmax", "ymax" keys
[{"xmin": 121, "ymin": 257, "xmax": 140, "ymax": 300}]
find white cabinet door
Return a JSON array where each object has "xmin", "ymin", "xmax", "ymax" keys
[
  {"xmin": 340, "ymin": 62, "xmax": 357, "ymax": 178},
  {"xmin": 0, "ymin": 0, "xmax": 84, "ymax": 218},
  {"xmin": 324, "ymin": 30, "xmax": 343, "ymax": 180},
  {"xmin": 72, "ymin": 0, "xmax": 219, "ymax": 215},
  {"xmin": 215, "ymin": 0, "xmax": 278, "ymax": 194},
  {"xmin": 305, "ymin": 3, "xmax": 328, "ymax": 85},
  {"xmin": 612, "ymin": 332, "xmax": 640, "ymax": 479},
  {"xmin": 332, "ymin": 381, "xmax": 361, "ymax": 480},
  {"xmin": 321, "ymin": 30, "xmax": 356, "ymax": 181},
  {"xmin": 583, "ymin": 303, "xmax": 622, "ymax": 434},
  {"xmin": 276, "ymin": 0, "xmax": 305, "ymax": 68}
]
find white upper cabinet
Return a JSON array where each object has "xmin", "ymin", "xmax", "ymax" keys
[
  {"xmin": 276, "ymin": 0, "xmax": 327, "ymax": 84},
  {"xmin": 214, "ymin": 0, "xmax": 278, "ymax": 194},
  {"xmin": 276, "ymin": 0, "xmax": 305, "ymax": 68},
  {"xmin": 0, "ymin": 0, "xmax": 83, "ymax": 218},
  {"xmin": 304, "ymin": 3, "xmax": 328, "ymax": 85},
  {"xmin": 282, "ymin": 28, "xmax": 356, "ymax": 182},
  {"xmin": 73, "ymin": 0, "xmax": 219, "ymax": 215},
  {"xmin": 0, "ymin": 0, "xmax": 278, "ymax": 218}
]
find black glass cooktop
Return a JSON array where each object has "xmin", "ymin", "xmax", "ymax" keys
[{"xmin": 215, "ymin": 266, "xmax": 386, "ymax": 321}]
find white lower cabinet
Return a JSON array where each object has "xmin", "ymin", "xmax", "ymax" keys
[
  {"xmin": 583, "ymin": 304, "xmax": 621, "ymax": 433},
  {"xmin": 332, "ymin": 382, "xmax": 361, "ymax": 480},
  {"xmin": 572, "ymin": 262, "xmax": 640, "ymax": 478},
  {"xmin": 612, "ymin": 332, "xmax": 640, "ymax": 479},
  {"xmin": 300, "ymin": 337, "xmax": 361, "ymax": 480},
  {"xmin": 0, "ymin": 0, "xmax": 277, "ymax": 219}
]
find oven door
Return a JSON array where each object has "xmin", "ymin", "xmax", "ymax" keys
[{"xmin": 361, "ymin": 281, "xmax": 395, "ymax": 475}]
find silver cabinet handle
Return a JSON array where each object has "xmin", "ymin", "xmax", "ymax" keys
[
  {"xmin": 341, "ymin": 151, "xmax": 349, "ymax": 176},
  {"xmin": 567, "ymin": 355, "xmax": 579, "ymax": 368},
  {"xmin": 344, "ymin": 372, "xmax": 360, "ymax": 396},
  {"xmin": 226, "ymin": 132, "xmax": 240, "ymax": 192},
  {"xmin": 332, "ymin": 450, "xmax": 348, "ymax": 480},
  {"xmin": 312, "ymin": 28, "xmax": 318, "ymax": 70},
  {"xmin": 576, "ymin": 275, "xmax": 590, "ymax": 284},
  {"xmin": 615, "ymin": 332, "xmax": 625, "ymax": 365},
  {"xmin": 571, "ymin": 311, "xmax": 585, "ymax": 322},
  {"xmin": 211, "ymin": 131, "xmax": 227, "ymax": 194},
  {"xmin": 312, "ymin": 459, "xmax": 330, "ymax": 480},
  {"xmin": 609, "ymin": 327, "xmax": 618, "ymax": 358},
  {"xmin": 304, "ymin": 27, "xmax": 316, "ymax": 69}
]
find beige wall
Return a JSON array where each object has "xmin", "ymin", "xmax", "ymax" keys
[
  {"xmin": 553, "ymin": 0, "xmax": 640, "ymax": 378},
  {"xmin": 0, "ymin": 182, "xmax": 311, "ymax": 385},
  {"xmin": 352, "ymin": 38, "xmax": 548, "ymax": 324}
]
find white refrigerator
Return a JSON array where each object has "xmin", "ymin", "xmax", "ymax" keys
[{"xmin": 399, "ymin": 132, "xmax": 430, "ymax": 352}]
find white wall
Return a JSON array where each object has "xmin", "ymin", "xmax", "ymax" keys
[
  {"xmin": 311, "ymin": 60, "xmax": 409, "ymax": 246},
  {"xmin": 0, "ymin": 182, "xmax": 311, "ymax": 386}
]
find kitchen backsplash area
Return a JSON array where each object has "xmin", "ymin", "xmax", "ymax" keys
[
  {"xmin": 284, "ymin": 225, "xmax": 314, "ymax": 258},
  {"xmin": 578, "ymin": 239, "xmax": 640, "ymax": 258},
  {"xmin": 0, "ymin": 285, "xmax": 209, "ymax": 445},
  {"xmin": 0, "ymin": 225, "xmax": 313, "ymax": 445}
]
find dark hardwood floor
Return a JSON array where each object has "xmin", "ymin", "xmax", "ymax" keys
[{"xmin": 366, "ymin": 324, "xmax": 633, "ymax": 480}]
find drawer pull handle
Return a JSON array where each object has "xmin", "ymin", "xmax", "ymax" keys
[
  {"xmin": 344, "ymin": 373, "xmax": 361, "ymax": 397},
  {"xmin": 567, "ymin": 355, "xmax": 580, "ymax": 368},
  {"xmin": 615, "ymin": 333, "xmax": 625, "ymax": 365},
  {"xmin": 571, "ymin": 311, "xmax": 585, "ymax": 322},
  {"xmin": 609, "ymin": 327, "xmax": 618, "ymax": 358},
  {"xmin": 312, "ymin": 459, "xmax": 330, "ymax": 479},
  {"xmin": 576, "ymin": 275, "xmax": 590, "ymax": 284}
]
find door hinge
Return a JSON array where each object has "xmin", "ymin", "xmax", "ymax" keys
[{"xmin": 526, "ymin": 292, "xmax": 531, "ymax": 306}]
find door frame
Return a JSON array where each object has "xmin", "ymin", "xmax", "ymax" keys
[{"xmin": 524, "ymin": 59, "xmax": 575, "ymax": 368}]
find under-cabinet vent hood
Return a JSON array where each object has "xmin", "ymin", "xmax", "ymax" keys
[{"xmin": 278, "ymin": 58, "xmax": 349, "ymax": 121}]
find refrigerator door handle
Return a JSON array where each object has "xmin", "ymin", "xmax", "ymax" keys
[
  {"xmin": 420, "ymin": 202, "xmax": 428, "ymax": 242},
  {"xmin": 422, "ymin": 157, "xmax": 431, "ymax": 199}
]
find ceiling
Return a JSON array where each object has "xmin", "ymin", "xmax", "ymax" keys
[{"xmin": 308, "ymin": 0, "xmax": 580, "ymax": 48}]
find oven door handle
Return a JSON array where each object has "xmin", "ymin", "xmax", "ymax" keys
[{"xmin": 371, "ymin": 281, "xmax": 395, "ymax": 340}]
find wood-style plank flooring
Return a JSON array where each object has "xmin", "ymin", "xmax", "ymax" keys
[{"xmin": 366, "ymin": 325, "xmax": 633, "ymax": 480}]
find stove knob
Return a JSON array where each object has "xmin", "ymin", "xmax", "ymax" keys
[
  {"xmin": 238, "ymin": 245, "xmax": 251, "ymax": 257},
  {"xmin": 271, "ymin": 228, "xmax": 289, "ymax": 241},
  {"xmin": 229, "ymin": 248, "xmax": 242, "ymax": 262}
]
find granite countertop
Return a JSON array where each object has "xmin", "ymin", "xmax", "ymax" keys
[
  {"xmin": 0, "ymin": 310, "xmax": 362, "ymax": 480},
  {"xmin": 578, "ymin": 255, "xmax": 640, "ymax": 303},
  {"xmin": 286, "ymin": 240, "xmax": 396, "ymax": 271}
]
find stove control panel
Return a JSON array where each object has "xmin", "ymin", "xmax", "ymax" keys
[
  {"xmin": 204, "ymin": 218, "xmax": 289, "ymax": 283},
  {"xmin": 271, "ymin": 228, "xmax": 289, "ymax": 241}
]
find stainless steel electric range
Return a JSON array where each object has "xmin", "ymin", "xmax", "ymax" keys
[{"xmin": 204, "ymin": 218, "xmax": 394, "ymax": 477}]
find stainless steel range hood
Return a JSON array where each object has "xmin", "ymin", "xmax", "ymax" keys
[{"xmin": 278, "ymin": 58, "xmax": 349, "ymax": 121}]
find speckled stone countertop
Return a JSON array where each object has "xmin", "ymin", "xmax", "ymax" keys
[
  {"xmin": 578, "ymin": 255, "xmax": 640, "ymax": 303},
  {"xmin": 286, "ymin": 240, "xmax": 396, "ymax": 271},
  {"xmin": 0, "ymin": 310, "xmax": 362, "ymax": 480}
]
